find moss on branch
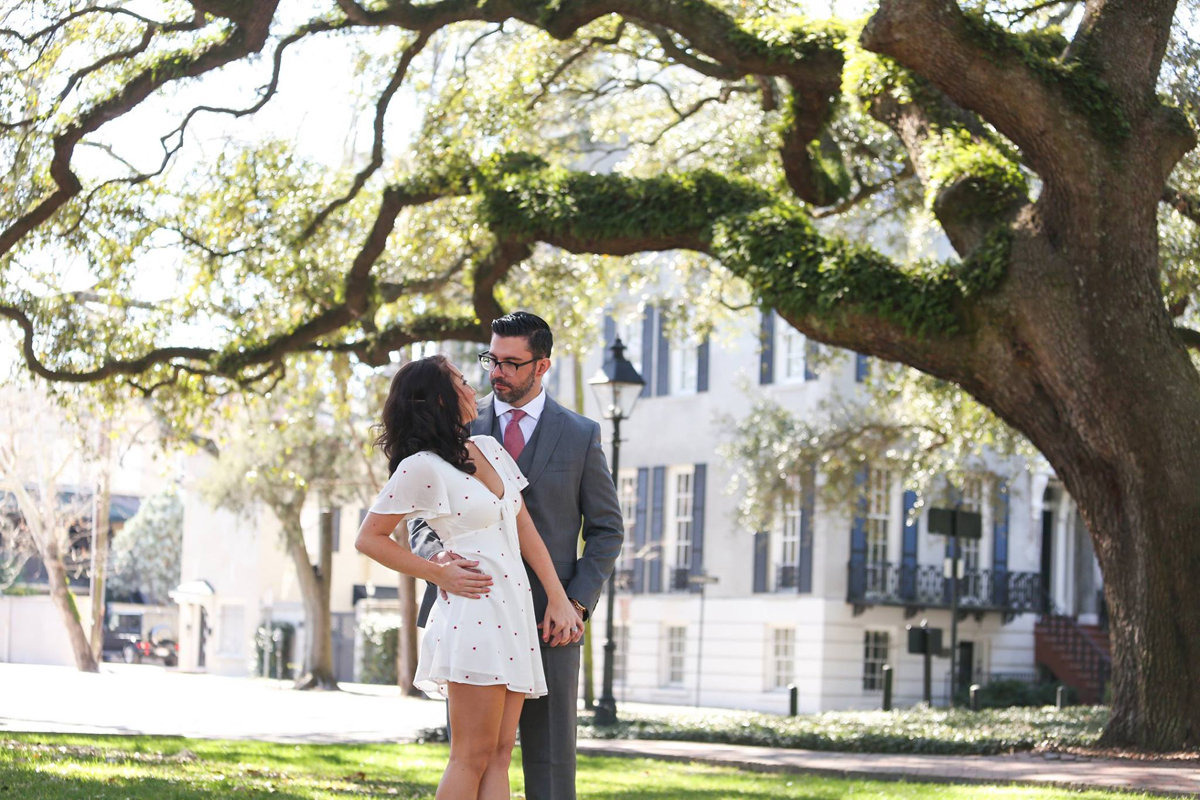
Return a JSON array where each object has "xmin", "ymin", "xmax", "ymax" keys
[
  {"xmin": 923, "ymin": 128, "xmax": 1028, "ymax": 220},
  {"xmin": 467, "ymin": 156, "xmax": 1010, "ymax": 339},
  {"xmin": 958, "ymin": 11, "xmax": 1130, "ymax": 146}
]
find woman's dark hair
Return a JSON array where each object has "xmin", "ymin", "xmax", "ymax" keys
[
  {"xmin": 491, "ymin": 311, "xmax": 553, "ymax": 359},
  {"xmin": 373, "ymin": 355, "xmax": 475, "ymax": 476}
]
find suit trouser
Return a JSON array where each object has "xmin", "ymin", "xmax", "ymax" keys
[
  {"xmin": 519, "ymin": 645, "xmax": 580, "ymax": 800},
  {"xmin": 442, "ymin": 644, "xmax": 580, "ymax": 800}
]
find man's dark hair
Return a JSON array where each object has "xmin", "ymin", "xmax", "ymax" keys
[{"xmin": 491, "ymin": 311, "xmax": 553, "ymax": 359}]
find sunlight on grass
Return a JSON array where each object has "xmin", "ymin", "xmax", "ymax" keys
[{"xmin": 0, "ymin": 734, "xmax": 1154, "ymax": 799}]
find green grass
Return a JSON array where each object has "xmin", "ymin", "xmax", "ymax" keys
[
  {"xmin": 0, "ymin": 732, "xmax": 1153, "ymax": 799},
  {"xmin": 578, "ymin": 705, "xmax": 1109, "ymax": 756}
]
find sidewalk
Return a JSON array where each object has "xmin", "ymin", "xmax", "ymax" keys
[{"xmin": 577, "ymin": 739, "xmax": 1200, "ymax": 797}]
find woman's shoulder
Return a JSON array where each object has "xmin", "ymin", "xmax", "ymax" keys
[
  {"xmin": 469, "ymin": 434, "xmax": 500, "ymax": 450},
  {"xmin": 395, "ymin": 450, "xmax": 445, "ymax": 473}
]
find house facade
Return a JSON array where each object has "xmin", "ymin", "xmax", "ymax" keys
[{"xmin": 572, "ymin": 306, "xmax": 1107, "ymax": 712}]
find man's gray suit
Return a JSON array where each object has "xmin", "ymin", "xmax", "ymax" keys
[{"xmin": 410, "ymin": 393, "xmax": 624, "ymax": 800}]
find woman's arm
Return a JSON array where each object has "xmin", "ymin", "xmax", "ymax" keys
[
  {"xmin": 515, "ymin": 502, "xmax": 580, "ymax": 645},
  {"xmin": 355, "ymin": 512, "xmax": 493, "ymax": 598}
]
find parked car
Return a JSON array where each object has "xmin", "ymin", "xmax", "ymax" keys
[{"xmin": 102, "ymin": 612, "xmax": 178, "ymax": 666}]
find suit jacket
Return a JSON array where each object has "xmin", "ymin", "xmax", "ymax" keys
[{"xmin": 410, "ymin": 393, "xmax": 624, "ymax": 645}]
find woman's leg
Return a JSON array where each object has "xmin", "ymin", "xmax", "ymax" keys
[
  {"xmin": 437, "ymin": 683, "xmax": 507, "ymax": 800},
  {"xmin": 477, "ymin": 690, "xmax": 526, "ymax": 800}
]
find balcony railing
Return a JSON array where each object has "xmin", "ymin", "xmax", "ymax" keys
[
  {"xmin": 847, "ymin": 560, "xmax": 1045, "ymax": 616},
  {"xmin": 776, "ymin": 564, "xmax": 798, "ymax": 590}
]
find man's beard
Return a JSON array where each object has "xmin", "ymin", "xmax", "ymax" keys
[{"xmin": 491, "ymin": 371, "xmax": 536, "ymax": 404}]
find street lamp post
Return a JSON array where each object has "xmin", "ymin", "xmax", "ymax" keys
[{"xmin": 588, "ymin": 337, "xmax": 644, "ymax": 727}]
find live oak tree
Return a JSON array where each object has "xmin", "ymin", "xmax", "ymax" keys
[{"xmin": 2, "ymin": 0, "xmax": 1199, "ymax": 748}]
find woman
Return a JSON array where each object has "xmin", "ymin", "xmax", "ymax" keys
[{"xmin": 355, "ymin": 355, "xmax": 577, "ymax": 800}]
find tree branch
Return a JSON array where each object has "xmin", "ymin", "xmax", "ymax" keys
[
  {"xmin": 1162, "ymin": 184, "xmax": 1200, "ymax": 227},
  {"xmin": 1176, "ymin": 326, "xmax": 1200, "ymax": 351}
]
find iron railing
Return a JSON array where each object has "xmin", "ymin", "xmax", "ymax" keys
[{"xmin": 847, "ymin": 560, "xmax": 1046, "ymax": 615}]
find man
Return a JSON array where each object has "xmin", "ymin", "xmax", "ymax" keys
[{"xmin": 409, "ymin": 311, "xmax": 624, "ymax": 800}]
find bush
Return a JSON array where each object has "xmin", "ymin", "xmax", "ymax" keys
[
  {"xmin": 577, "ymin": 704, "xmax": 1107, "ymax": 756},
  {"xmin": 956, "ymin": 679, "xmax": 1079, "ymax": 709},
  {"xmin": 358, "ymin": 615, "xmax": 400, "ymax": 686},
  {"xmin": 253, "ymin": 622, "xmax": 294, "ymax": 679}
]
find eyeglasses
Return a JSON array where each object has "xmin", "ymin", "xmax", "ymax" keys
[{"xmin": 478, "ymin": 352, "xmax": 540, "ymax": 377}]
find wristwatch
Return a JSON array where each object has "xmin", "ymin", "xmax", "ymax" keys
[{"xmin": 569, "ymin": 597, "xmax": 588, "ymax": 621}]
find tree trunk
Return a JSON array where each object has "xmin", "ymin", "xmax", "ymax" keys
[
  {"xmin": 282, "ymin": 512, "xmax": 337, "ymax": 690},
  {"xmin": 89, "ymin": 431, "xmax": 112, "ymax": 663},
  {"xmin": 396, "ymin": 573, "xmax": 421, "ymax": 696},
  {"xmin": 957, "ymin": 196, "xmax": 1200, "ymax": 749},
  {"xmin": 44, "ymin": 541, "xmax": 99, "ymax": 673}
]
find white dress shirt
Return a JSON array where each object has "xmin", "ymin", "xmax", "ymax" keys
[{"xmin": 493, "ymin": 388, "xmax": 546, "ymax": 447}]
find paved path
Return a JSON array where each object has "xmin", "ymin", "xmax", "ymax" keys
[
  {"xmin": 578, "ymin": 739, "xmax": 1200, "ymax": 797},
  {"xmin": 0, "ymin": 662, "xmax": 445, "ymax": 744}
]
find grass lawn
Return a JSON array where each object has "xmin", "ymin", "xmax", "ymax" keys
[{"xmin": 0, "ymin": 733, "xmax": 1156, "ymax": 799}]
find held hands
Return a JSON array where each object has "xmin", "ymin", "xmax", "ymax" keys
[
  {"xmin": 431, "ymin": 550, "xmax": 492, "ymax": 599},
  {"xmin": 539, "ymin": 594, "xmax": 583, "ymax": 647}
]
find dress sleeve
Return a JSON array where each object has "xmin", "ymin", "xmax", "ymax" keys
[
  {"xmin": 483, "ymin": 435, "xmax": 530, "ymax": 492},
  {"xmin": 369, "ymin": 454, "xmax": 452, "ymax": 519}
]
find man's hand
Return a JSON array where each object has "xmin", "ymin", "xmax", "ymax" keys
[
  {"xmin": 538, "ymin": 605, "xmax": 584, "ymax": 647},
  {"xmin": 431, "ymin": 550, "xmax": 490, "ymax": 599}
]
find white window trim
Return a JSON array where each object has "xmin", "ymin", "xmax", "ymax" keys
[
  {"xmin": 616, "ymin": 317, "xmax": 645, "ymax": 376},
  {"xmin": 862, "ymin": 629, "xmax": 891, "ymax": 694},
  {"xmin": 767, "ymin": 625, "xmax": 796, "ymax": 691},
  {"xmin": 616, "ymin": 469, "xmax": 638, "ymax": 576},
  {"xmin": 775, "ymin": 313, "xmax": 807, "ymax": 384},
  {"xmin": 664, "ymin": 465, "xmax": 695, "ymax": 589},
  {"xmin": 770, "ymin": 473, "xmax": 804, "ymax": 591},
  {"xmin": 661, "ymin": 624, "xmax": 687, "ymax": 688},
  {"xmin": 669, "ymin": 339, "xmax": 699, "ymax": 396},
  {"xmin": 613, "ymin": 623, "xmax": 630, "ymax": 685}
]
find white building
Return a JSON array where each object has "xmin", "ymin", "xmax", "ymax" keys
[{"xmin": 572, "ymin": 305, "xmax": 1108, "ymax": 712}]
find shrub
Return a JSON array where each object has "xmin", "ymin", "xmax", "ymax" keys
[
  {"xmin": 957, "ymin": 679, "xmax": 1080, "ymax": 709},
  {"xmin": 358, "ymin": 614, "xmax": 400, "ymax": 686}
]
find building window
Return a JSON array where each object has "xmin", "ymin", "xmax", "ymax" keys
[
  {"xmin": 218, "ymin": 604, "xmax": 245, "ymax": 658},
  {"xmin": 866, "ymin": 468, "xmax": 891, "ymax": 594},
  {"xmin": 770, "ymin": 627, "xmax": 795, "ymax": 690},
  {"xmin": 616, "ymin": 317, "xmax": 644, "ymax": 375},
  {"xmin": 664, "ymin": 625, "xmax": 686, "ymax": 686},
  {"xmin": 670, "ymin": 340, "xmax": 698, "ymax": 395},
  {"xmin": 614, "ymin": 623, "xmax": 629, "ymax": 684},
  {"xmin": 777, "ymin": 318, "xmax": 806, "ymax": 382},
  {"xmin": 667, "ymin": 468, "xmax": 694, "ymax": 588},
  {"xmin": 617, "ymin": 472, "xmax": 637, "ymax": 581},
  {"xmin": 959, "ymin": 476, "xmax": 986, "ymax": 600},
  {"xmin": 863, "ymin": 630, "xmax": 889, "ymax": 692},
  {"xmin": 775, "ymin": 473, "xmax": 802, "ymax": 590}
]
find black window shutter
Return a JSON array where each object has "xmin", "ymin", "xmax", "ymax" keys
[
  {"xmin": 753, "ymin": 531, "xmax": 769, "ymax": 593},
  {"xmin": 640, "ymin": 306, "xmax": 655, "ymax": 399},
  {"xmin": 805, "ymin": 339, "xmax": 819, "ymax": 381},
  {"xmin": 689, "ymin": 464, "xmax": 706, "ymax": 592},
  {"xmin": 696, "ymin": 338, "xmax": 710, "ymax": 393},
  {"xmin": 798, "ymin": 465, "xmax": 815, "ymax": 593},
  {"xmin": 759, "ymin": 310, "xmax": 775, "ymax": 385},
  {"xmin": 656, "ymin": 315, "xmax": 670, "ymax": 396},
  {"xmin": 993, "ymin": 480, "xmax": 1010, "ymax": 606},
  {"xmin": 901, "ymin": 489, "xmax": 919, "ymax": 601},
  {"xmin": 649, "ymin": 466, "xmax": 666, "ymax": 592},
  {"xmin": 633, "ymin": 467, "xmax": 649, "ymax": 594},
  {"xmin": 603, "ymin": 313, "xmax": 616, "ymax": 349},
  {"xmin": 848, "ymin": 467, "xmax": 868, "ymax": 600},
  {"xmin": 855, "ymin": 352, "xmax": 870, "ymax": 382}
]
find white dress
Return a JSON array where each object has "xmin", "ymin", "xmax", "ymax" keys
[{"xmin": 369, "ymin": 434, "xmax": 547, "ymax": 699}]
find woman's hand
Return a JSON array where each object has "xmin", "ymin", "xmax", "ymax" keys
[
  {"xmin": 434, "ymin": 558, "xmax": 493, "ymax": 599},
  {"xmin": 540, "ymin": 594, "xmax": 582, "ymax": 647}
]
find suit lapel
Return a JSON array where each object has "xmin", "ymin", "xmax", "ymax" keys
[
  {"xmin": 473, "ymin": 396, "xmax": 497, "ymax": 439},
  {"xmin": 523, "ymin": 396, "xmax": 566, "ymax": 487}
]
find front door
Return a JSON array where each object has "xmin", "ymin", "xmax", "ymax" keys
[
  {"xmin": 1040, "ymin": 510, "xmax": 1054, "ymax": 610},
  {"xmin": 957, "ymin": 640, "xmax": 975, "ymax": 693}
]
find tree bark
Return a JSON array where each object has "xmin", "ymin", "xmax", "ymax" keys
[
  {"xmin": 396, "ymin": 572, "xmax": 421, "ymax": 696},
  {"xmin": 89, "ymin": 429, "xmax": 112, "ymax": 663},
  {"xmin": 281, "ymin": 511, "xmax": 338, "ymax": 690},
  {"xmin": 44, "ymin": 541, "xmax": 99, "ymax": 673}
]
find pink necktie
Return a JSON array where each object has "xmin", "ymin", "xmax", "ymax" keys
[{"xmin": 504, "ymin": 409, "xmax": 527, "ymax": 461}]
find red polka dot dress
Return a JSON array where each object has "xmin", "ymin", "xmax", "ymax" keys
[{"xmin": 369, "ymin": 435, "xmax": 546, "ymax": 699}]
